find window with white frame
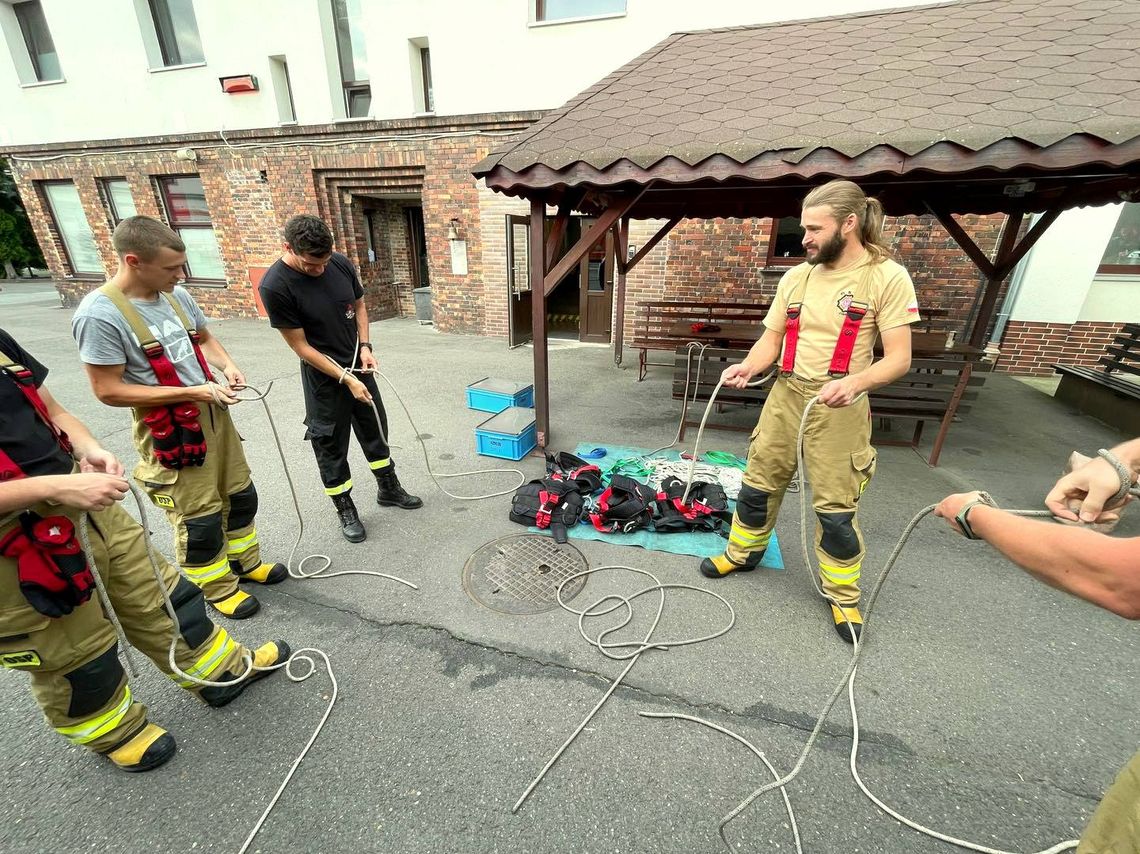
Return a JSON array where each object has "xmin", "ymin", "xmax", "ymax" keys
[
  {"xmin": 1098, "ymin": 203, "xmax": 1140, "ymax": 275},
  {"xmin": 13, "ymin": 1, "xmax": 61, "ymax": 82},
  {"xmin": 42, "ymin": 182, "xmax": 102, "ymax": 275},
  {"xmin": 534, "ymin": 0, "xmax": 626, "ymax": 23},
  {"xmin": 331, "ymin": 0, "xmax": 370, "ymax": 117},
  {"xmin": 157, "ymin": 176, "xmax": 225, "ymax": 282},
  {"xmin": 100, "ymin": 178, "xmax": 138, "ymax": 225},
  {"xmin": 146, "ymin": 0, "xmax": 204, "ymax": 67}
]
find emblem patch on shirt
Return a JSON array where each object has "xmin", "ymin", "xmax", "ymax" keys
[
  {"xmin": 344, "ymin": 303, "xmax": 356, "ymax": 320},
  {"xmin": 836, "ymin": 291, "xmax": 855, "ymax": 314},
  {"xmin": 152, "ymin": 493, "xmax": 175, "ymax": 509}
]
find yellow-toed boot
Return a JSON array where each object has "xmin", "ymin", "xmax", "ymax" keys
[
  {"xmin": 200, "ymin": 641, "xmax": 291, "ymax": 708},
  {"xmin": 829, "ymin": 602, "xmax": 863, "ymax": 644},
  {"xmin": 233, "ymin": 562, "xmax": 288, "ymax": 585},
  {"xmin": 106, "ymin": 723, "xmax": 177, "ymax": 772},
  {"xmin": 699, "ymin": 551, "xmax": 764, "ymax": 579},
  {"xmin": 207, "ymin": 589, "xmax": 260, "ymax": 619}
]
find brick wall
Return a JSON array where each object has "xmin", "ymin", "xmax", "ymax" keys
[
  {"xmin": 996, "ymin": 320, "xmax": 1125, "ymax": 375},
  {"xmin": 7, "ymin": 114, "xmax": 536, "ymax": 331},
  {"xmin": 618, "ymin": 213, "xmax": 1006, "ymax": 342}
]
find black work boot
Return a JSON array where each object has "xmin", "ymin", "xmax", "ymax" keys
[
  {"xmin": 332, "ymin": 493, "xmax": 366, "ymax": 542},
  {"xmin": 375, "ymin": 464, "xmax": 423, "ymax": 510}
]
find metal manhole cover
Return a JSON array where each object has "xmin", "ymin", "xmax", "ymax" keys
[{"xmin": 462, "ymin": 534, "xmax": 589, "ymax": 615}]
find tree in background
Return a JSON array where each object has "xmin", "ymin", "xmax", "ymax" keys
[{"xmin": 0, "ymin": 158, "xmax": 45, "ymax": 279}]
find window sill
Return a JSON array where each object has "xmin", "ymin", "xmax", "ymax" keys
[
  {"xmin": 19, "ymin": 78, "xmax": 66, "ymax": 88},
  {"xmin": 529, "ymin": 12, "xmax": 625, "ymax": 27},
  {"xmin": 333, "ymin": 115, "xmax": 374, "ymax": 123},
  {"xmin": 149, "ymin": 61, "xmax": 207, "ymax": 74},
  {"xmin": 183, "ymin": 279, "xmax": 227, "ymax": 288},
  {"xmin": 64, "ymin": 273, "xmax": 104, "ymax": 281},
  {"xmin": 1094, "ymin": 270, "xmax": 1140, "ymax": 280}
]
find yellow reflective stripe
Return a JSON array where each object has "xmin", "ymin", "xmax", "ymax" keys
[
  {"xmin": 368, "ymin": 458, "xmax": 391, "ymax": 470},
  {"xmin": 226, "ymin": 531, "xmax": 258, "ymax": 556},
  {"xmin": 57, "ymin": 686, "xmax": 133, "ymax": 744},
  {"xmin": 325, "ymin": 479, "xmax": 353, "ymax": 496},
  {"xmin": 183, "ymin": 555, "xmax": 230, "ymax": 585},
  {"xmin": 173, "ymin": 630, "xmax": 236, "ymax": 687},
  {"xmin": 820, "ymin": 562, "xmax": 861, "ymax": 585},
  {"xmin": 729, "ymin": 527, "xmax": 771, "ymax": 548}
]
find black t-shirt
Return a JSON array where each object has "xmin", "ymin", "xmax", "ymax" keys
[
  {"xmin": 258, "ymin": 253, "xmax": 366, "ymax": 366},
  {"xmin": 0, "ymin": 329, "xmax": 73, "ymax": 477}
]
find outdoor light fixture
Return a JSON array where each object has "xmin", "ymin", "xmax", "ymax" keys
[
  {"xmin": 448, "ymin": 218, "xmax": 463, "ymax": 241},
  {"xmin": 219, "ymin": 74, "xmax": 259, "ymax": 94}
]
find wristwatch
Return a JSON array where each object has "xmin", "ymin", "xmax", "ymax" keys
[
  {"xmin": 954, "ymin": 491, "xmax": 997, "ymax": 540},
  {"xmin": 359, "ymin": 342, "xmax": 374, "ymax": 351}
]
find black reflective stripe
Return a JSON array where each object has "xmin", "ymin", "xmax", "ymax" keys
[{"xmin": 65, "ymin": 644, "xmax": 124, "ymax": 718}]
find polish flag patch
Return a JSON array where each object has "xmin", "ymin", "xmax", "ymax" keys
[{"xmin": 906, "ymin": 301, "xmax": 920, "ymax": 313}]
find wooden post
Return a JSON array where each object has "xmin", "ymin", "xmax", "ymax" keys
[
  {"xmin": 613, "ymin": 218, "xmax": 629, "ymax": 365},
  {"xmin": 529, "ymin": 200, "xmax": 549, "ymax": 448}
]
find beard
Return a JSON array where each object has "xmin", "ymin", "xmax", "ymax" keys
[{"xmin": 807, "ymin": 231, "xmax": 845, "ymax": 266}]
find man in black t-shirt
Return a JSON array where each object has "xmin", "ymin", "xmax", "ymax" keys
[
  {"xmin": 0, "ymin": 329, "xmax": 287, "ymax": 772},
  {"xmin": 259, "ymin": 214, "xmax": 422, "ymax": 543}
]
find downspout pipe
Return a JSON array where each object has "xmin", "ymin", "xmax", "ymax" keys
[{"xmin": 990, "ymin": 212, "xmax": 1040, "ymax": 345}]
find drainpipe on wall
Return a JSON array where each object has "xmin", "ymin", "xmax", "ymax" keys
[{"xmin": 989, "ymin": 212, "xmax": 1040, "ymax": 349}]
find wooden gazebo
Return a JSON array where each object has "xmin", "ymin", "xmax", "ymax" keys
[{"xmin": 473, "ymin": 0, "xmax": 1140, "ymax": 447}]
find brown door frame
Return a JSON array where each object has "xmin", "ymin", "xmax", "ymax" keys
[{"xmin": 506, "ymin": 214, "xmax": 532, "ymax": 348}]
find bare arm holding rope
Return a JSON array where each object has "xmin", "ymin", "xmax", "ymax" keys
[{"xmin": 276, "ymin": 326, "xmax": 373, "ymax": 402}]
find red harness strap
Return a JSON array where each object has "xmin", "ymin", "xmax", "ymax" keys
[
  {"xmin": 827, "ymin": 303, "xmax": 869, "ymax": 378},
  {"xmin": 0, "ymin": 359, "xmax": 72, "ymax": 482},
  {"xmin": 534, "ymin": 490, "xmax": 555, "ymax": 530},
  {"xmin": 779, "ymin": 303, "xmax": 802, "ymax": 375}
]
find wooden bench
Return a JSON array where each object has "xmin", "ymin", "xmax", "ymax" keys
[
  {"xmin": 631, "ymin": 300, "xmax": 769, "ymax": 381},
  {"xmin": 1054, "ymin": 323, "xmax": 1140, "ymax": 435},
  {"xmin": 671, "ymin": 345, "xmax": 989, "ymax": 467}
]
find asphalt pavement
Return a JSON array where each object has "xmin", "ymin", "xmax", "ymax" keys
[{"xmin": 0, "ymin": 278, "xmax": 1135, "ymax": 854}]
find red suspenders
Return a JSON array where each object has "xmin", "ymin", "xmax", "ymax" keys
[
  {"xmin": 0, "ymin": 356, "xmax": 72, "ymax": 482},
  {"xmin": 779, "ymin": 266, "xmax": 870, "ymax": 379}
]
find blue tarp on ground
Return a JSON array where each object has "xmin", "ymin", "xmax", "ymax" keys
[{"xmin": 531, "ymin": 442, "xmax": 784, "ymax": 568}]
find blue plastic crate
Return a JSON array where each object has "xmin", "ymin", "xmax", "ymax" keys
[
  {"xmin": 465, "ymin": 377, "xmax": 535, "ymax": 413},
  {"xmin": 475, "ymin": 407, "xmax": 537, "ymax": 461}
]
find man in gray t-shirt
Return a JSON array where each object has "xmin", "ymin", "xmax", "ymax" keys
[
  {"xmin": 73, "ymin": 286, "xmax": 212, "ymax": 387},
  {"xmin": 71, "ymin": 215, "xmax": 288, "ymax": 622}
]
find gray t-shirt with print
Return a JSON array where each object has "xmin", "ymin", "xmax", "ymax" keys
[{"xmin": 72, "ymin": 285, "xmax": 213, "ymax": 387}]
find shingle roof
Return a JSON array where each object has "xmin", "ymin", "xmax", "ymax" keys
[{"xmin": 474, "ymin": 0, "xmax": 1140, "ymax": 212}]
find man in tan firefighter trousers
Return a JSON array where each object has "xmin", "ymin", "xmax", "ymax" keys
[
  {"xmin": 700, "ymin": 180, "xmax": 919, "ymax": 643},
  {"xmin": 0, "ymin": 328, "xmax": 288, "ymax": 771},
  {"xmin": 72, "ymin": 216, "xmax": 287, "ymax": 620}
]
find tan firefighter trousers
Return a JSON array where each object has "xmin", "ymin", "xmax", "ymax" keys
[
  {"xmin": 724, "ymin": 374, "xmax": 877, "ymax": 606},
  {"xmin": 132, "ymin": 402, "xmax": 263, "ymax": 604},
  {"xmin": 0, "ymin": 501, "xmax": 249, "ymax": 755}
]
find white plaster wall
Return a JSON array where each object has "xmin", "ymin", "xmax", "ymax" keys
[
  {"xmin": 1009, "ymin": 204, "xmax": 1129, "ymax": 324},
  {"xmin": 0, "ymin": 0, "xmax": 337, "ymax": 147},
  {"xmin": 1, "ymin": 0, "xmax": 935, "ymax": 147}
]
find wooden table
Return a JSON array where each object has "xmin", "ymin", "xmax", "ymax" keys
[{"xmin": 667, "ymin": 320, "xmax": 765, "ymax": 347}]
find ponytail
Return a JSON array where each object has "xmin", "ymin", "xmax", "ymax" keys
[{"xmin": 802, "ymin": 180, "xmax": 891, "ymax": 262}]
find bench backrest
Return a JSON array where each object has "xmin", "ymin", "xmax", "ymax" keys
[
  {"xmin": 672, "ymin": 347, "xmax": 988, "ymax": 418},
  {"xmin": 1100, "ymin": 322, "xmax": 1140, "ymax": 379}
]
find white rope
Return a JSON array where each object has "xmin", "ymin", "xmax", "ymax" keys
[
  {"xmin": 645, "ymin": 380, "xmax": 1080, "ymax": 854},
  {"xmin": 512, "ymin": 564, "xmax": 742, "ymax": 815}
]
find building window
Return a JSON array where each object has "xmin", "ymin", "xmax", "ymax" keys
[
  {"xmin": 1098, "ymin": 203, "xmax": 1140, "ymax": 275},
  {"xmin": 331, "ymin": 0, "xmax": 369, "ymax": 117},
  {"xmin": 42, "ymin": 182, "xmax": 102, "ymax": 275},
  {"xmin": 269, "ymin": 55, "xmax": 296, "ymax": 123},
  {"xmin": 147, "ymin": 0, "xmax": 204, "ymax": 67},
  {"xmin": 100, "ymin": 179, "xmax": 138, "ymax": 225},
  {"xmin": 420, "ymin": 47, "xmax": 434, "ymax": 113},
  {"xmin": 156, "ymin": 176, "xmax": 225, "ymax": 281},
  {"xmin": 535, "ymin": 0, "xmax": 626, "ymax": 22},
  {"xmin": 767, "ymin": 218, "xmax": 805, "ymax": 267},
  {"xmin": 14, "ymin": 1, "xmax": 62, "ymax": 82}
]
